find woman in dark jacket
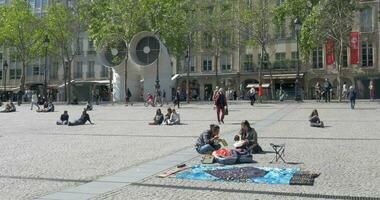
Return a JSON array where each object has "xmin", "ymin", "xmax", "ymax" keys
[
  {"xmin": 214, "ymin": 88, "xmax": 227, "ymax": 124},
  {"xmin": 234, "ymin": 120, "xmax": 262, "ymax": 153},
  {"xmin": 149, "ymin": 109, "xmax": 164, "ymax": 125},
  {"xmin": 68, "ymin": 110, "xmax": 93, "ymax": 126}
]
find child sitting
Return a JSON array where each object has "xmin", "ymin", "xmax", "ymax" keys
[{"xmin": 1, "ymin": 100, "xmax": 16, "ymax": 112}]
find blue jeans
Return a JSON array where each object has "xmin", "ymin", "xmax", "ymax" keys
[{"xmin": 196, "ymin": 144, "xmax": 221, "ymax": 154}]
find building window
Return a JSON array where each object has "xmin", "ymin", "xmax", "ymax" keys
[
  {"xmin": 88, "ymin": 40, "xmax": 94, "ymax": 49},
  {"xmin": 276, "ymin": 23, "xmax": 286, "ymax": 39},
  {"xmin": 10, "ymin": 69, "xmax": 15, "ymax": 79},
  {"xmin": 100, "ymin": 65, "xmax": 108, "ymax": 77},
  {"xmin": 0, "ymin": 70, "xmax": 2, "ymax": 80},
  {"xmin": 274, "ymin": 52, "xmax": 286, "ymax": 70},
  {"xmin": 87, "ymin": 61, "xmax": 95, "ymax": 78},
  {"xmin": 33, "ymin": 66, "xmax": 40, "ymax": 75},
  {"xmin": 222, "ymin": 32, "xmax": 232, "ymax": 48},
  {"xmin": 312, "ymin": 47, "xmax": 323, "ymax": 69},
  {"xmin": 0, "ymin": 52, "xmax": 2, "ymax": 60},
  {"xmin": 361, "ymin": 41, "xmax": 373, "ymax": 67},
  {"xmin": 16, "ymin": 68, "xmax": 22, "ymax": 79},
  {"xmin": 185, "ymin": 56, "xmax": 196, "ymax": 73},
  {"xmin": 74, "ymin": 61, "xmax": 83, "ymax": 78},
  {"xmin": 244, "ymin": 54, "xmax": 254, "ymax": 71},
  {"xmin": 202, "ymin": 56, "xmax": 212, "ymax": 71},
  {"xmin": 203, "ymin": 32, "xmax": 212, "ymax": 49},
  {"xmin": 221, "ymin": 54, "xmax": 231, "ymax": 71},
  {"xmin": 276, "ymin": 0, "xmax": 285, "ymax": 6},
  {"xmin": 360, "ymin": 7, "xmax": 373, "ymax": 32},
  {"xmin": 342, "ymin": 47, "xmax": 348, "ymax": 68},
  {"xmin": 275, "ymin": 52, "xmax": 286, "ymax": 61}
]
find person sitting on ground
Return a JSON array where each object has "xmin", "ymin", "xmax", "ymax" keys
[
  {"xmin": 149, "ymin": 109, "xmax": 164, "ymax": 125},
  {"xmin": 162, "ymin": 108, "xmax": 172, "ymax": 124},
  {"xmin": 163, "ymin": 109, "xmax": 180, "ymax": 125},
  {"xmin": 195, "ymin": 124, "xmax": 222, "ymax": 154},
  {"xmin": 1, "ymin": 100, "xmax": 16, "ymax": 113},
  {"xmin": 85, "ymin": 101, "xmax": 93, "ymax": 111},
  {"xmin": 68, "ymin": 110, "xmax": 94, "ymax": 126},
  {"xmin": 309, "ymin": 109, "xmax": 324, "ymax": 127},
  {"xmin": 234, "ymin": 120, "xmax": 263, "ymax": 154},
  {"xmin": 57, "ymin": 111, "xmax": 69, "ymax": 125},
  {"xmin": 37, "ymin": 101, "xmax": 54, "ymax": 112}
]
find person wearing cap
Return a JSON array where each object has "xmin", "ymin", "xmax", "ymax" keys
[{"xmin": 195, "ymin": 125, "xmax": 221, "ymax": 154}]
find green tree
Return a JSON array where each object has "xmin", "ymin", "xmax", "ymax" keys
[
  {"xmin": 45, "ymin": 1, "xmax": 80, "ymax": 102},
  {"xmin": 0, "ymin": 0, "xmax": 44, "ymax": 92},
  {"xmin": 275, "ymin": 0, "xmax": 358, "ymax": 101},
  {"xmin": 196, "ymin": 0, "xmax": 235, "ymax": 87},
  {"xmin": 239, "ymin": 0, "xmax": 274, "ymax": 100}
]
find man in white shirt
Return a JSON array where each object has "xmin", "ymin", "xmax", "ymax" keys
[{"xmin": 30, "ymin": 93, "xmax": 40, "ymax": 110}]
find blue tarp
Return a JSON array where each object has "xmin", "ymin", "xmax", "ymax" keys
[{"xmin": 176, "ymin": 165, "xmax": 300, "ymax": 185}]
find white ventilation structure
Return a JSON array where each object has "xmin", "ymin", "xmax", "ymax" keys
[{"xmin": 97, "ymin": 31, "xmax": 172, "ymax": 102}]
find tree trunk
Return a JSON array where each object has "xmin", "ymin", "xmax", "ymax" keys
[
  {"xmin": 215, "ymin": 52, "xmax": 219, "ymax": 88},
  {"xmin": 20, "ymin": 61, "xmax": 26, "ymax": 93},
  {"xmin": 337, "ymin": 39, "xmax": 343, "ymax": 102},
  {"xmin": 67, "ymin": 60, "xmax": 72, "ymax": 104}
]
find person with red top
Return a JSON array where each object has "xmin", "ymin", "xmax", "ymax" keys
[{"xmin": 214, "ymin": 88, "xmax": 227, "ymax": 124}]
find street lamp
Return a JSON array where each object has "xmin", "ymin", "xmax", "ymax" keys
[
  {"xmin": 294, "ymin": 17, "xmax": 302, "ymax": 102},
  {"xmin": 185, "ymin": 48, "xmax": 190, "ymax": 103},
  {"xmin": 3, "ymin": 60, "xmax": 8, "ymax": 100},
  {"xmin": 154, "ymin": 33, "xmax": 161, "ymax": 95},
  {"xmin": 43, "ymin": 35, "xmax": 49, "ymax": 101}
]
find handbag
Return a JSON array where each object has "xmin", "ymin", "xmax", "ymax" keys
[{"xmin": 224, "ymin": 107, "xmax": 229, "ymax": 115}]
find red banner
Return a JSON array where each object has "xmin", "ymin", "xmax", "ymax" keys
[
  {"xmin": 350, "ymin": 32, "xmax": 360, "ymax": 64},
  {"xmin": 325, "ymin": 39, "xmax": 335, "ymax": 65}
]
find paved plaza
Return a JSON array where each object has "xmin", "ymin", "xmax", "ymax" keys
[{"xmin": 0, "ymin": 101, "xmax": 379, "ymax": 200}]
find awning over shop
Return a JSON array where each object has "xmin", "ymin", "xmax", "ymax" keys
[
  {"xmin": 171, "ymin": 74, "xmax": 180, "ymax": 81},
  {"xmin": 0, "ymin": 86, "xmax": 20, "ymax": 92},
  {"xmin": 57, "ymin": 80, "xmax": 110, "ymax": 88},
  {"xmin": 246, "ymin": 83, "xmax": 270, "ymax": 88},
  {"xmin": 263, "ymin": 73, "xmax": 304, "ymax": 80}
]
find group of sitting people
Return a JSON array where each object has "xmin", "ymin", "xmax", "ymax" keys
[
  {"xmin": 195, "ymin": 120, "xmax": 263, "ymax": 155},
  {"xmin": 0, "ymin": 100, "xmax": 16, "ymax": 113},
  {"xmin": 194, "ymin": 121, "xmax": 263, "ymax": 165},
  {"xmin": 36, "ymin": 101, "xmax": 55, "ymax": 112},
  {"xmin": 149, "ymin": 108, "xmax": 180, "ymax": 125},
  {"xmin": 56, "ymin": 109, "xmax": 94, "ymax": 126}
]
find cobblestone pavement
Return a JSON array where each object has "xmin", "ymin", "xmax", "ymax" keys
[
  {"xmin": 0, "ymin": 101, "xmax": 284, "ymax": 199},
  {"xmin": 94, "ymin": 101, "xmax": 380, "ymax": 200}
]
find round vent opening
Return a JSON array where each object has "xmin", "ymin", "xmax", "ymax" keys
[{"xmin": 135, "ymin": 36, "xmax": 159, "ymax": 65}]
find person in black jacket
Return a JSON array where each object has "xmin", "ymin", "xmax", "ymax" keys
[
  {"xmin": 68, "ymin": 110, "xmax": 94, "ymax": 126},
  {"xmin": 149, "ymin": 108, "xmax": 164, "ymax": 125},
  {"xmin": 195, "ymin": 125, "xmax": 221, "ymax": 154},
  {"xmin": 347, "ymin": 86, "xmax": 357, "ymax": 109},
  {"xmin": 323, "ymin": 78, "xmax": 332, "ymax": 102},
  {"xmin": 57, "ymin": 111, "xmax": 69, "ymax": 125}
]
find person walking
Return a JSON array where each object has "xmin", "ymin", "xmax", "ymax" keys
[
  {"xmin": 342, "ymin": 82, "xmax": 348, "ymax": 100},
  {"xmin": 315, "ymin": 82, "xmax": 321, "ymax": 102},
  {"xmin": 248, "ymin": 87, "xmax": 256, "ymax": 106},
  {"xmin": 323, "ymin": 78, "xmax": 332, "ymax": 102},
  {"xmin": 369, "ymin": 80, "xmax": 375, "ymax": 101},
  {"xmin": 125, "ymin": 88, "xmax": 132, "ymax": 106},
  {"xmin": 347, "ymin": 86, "xmax": 357, "ymax": 109},
  {"xmin": 30, "ymin": 92, "xmax": 40, "ymax": 110},
  {"xmin": 214, "ymin": 88, "xmax": 227, "ymax": 124},
  {"xmin": 174, "ymin": 87, "xmax": 180, "ymax": 108}
]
